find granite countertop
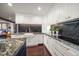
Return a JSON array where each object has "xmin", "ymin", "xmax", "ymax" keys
[
  {"xmin": 52, "ymin": 36, "xmax": 79, "ymax": 51},
  {"xmin": 44, "ymin": 33, "xmax": 79, "ymax": 51},
  {"xmin": 0, "ymin": 38, "xmax": 25, "ymax": 56}
]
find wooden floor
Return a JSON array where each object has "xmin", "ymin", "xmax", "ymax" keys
[{"xmin": 26, "ymin": 44, "xmax": 51, "ymax": 56}]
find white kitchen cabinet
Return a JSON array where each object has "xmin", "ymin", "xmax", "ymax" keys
[
  {"xmin": 26, "ymin": 34, "xmax": 44, "ymax": 47},
  {"xmin": 44, "ymin": 35, "xmax": 54, "ymax": 55},
  {"xmin": 26, "ymin": 33, "xmax": 79, "ymax": 56},
  {"xmin": 34, "ymin": 34, "xmax": 44, "ymax": 44},
  {"xmin": 26, "ymin": 37, "xmax": 38, "ymax": 47},
  {"xmin": 44, "ymin": 35, "xmax": 79, "ymax": 56},
  {"xmin": 54, "ymin": 40, "xmax": 79, "ymax": 56},
  {"xmin": 44, "ymin": 35, "xmax": 48, "ymax": 46}
]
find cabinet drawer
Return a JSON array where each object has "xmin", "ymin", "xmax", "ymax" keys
[
  {"xmin": 54, "ymin": 41, "xmax": 79, "ymax": 56},
  {"xmin": 26, "ymin": 38, "xmax": 38, "ymax": 46},
  {"xmin": 50, "ymin": 41, "xmax": 64, "ymax": 56}
]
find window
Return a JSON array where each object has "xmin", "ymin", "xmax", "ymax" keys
[
  {"xmin": 17, "ymin": 24, "xmax": 42, "ymax": 33},
  {"xmin": 2, "ymin": 24, "xmax": 7, "ymax": 29}
]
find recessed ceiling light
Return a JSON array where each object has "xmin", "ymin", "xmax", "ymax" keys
[
  {"xmin": 37, "ymin": 7, "xmax": 41, "ymax": 11},
  {"xmin": 8, "ymin": 3, "xmax": 12, "ymax": 7}
]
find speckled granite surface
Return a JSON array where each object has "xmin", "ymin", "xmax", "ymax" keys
[{"xmin": 53, "ymin": 36, "xmax": 79, "ymax": 51}]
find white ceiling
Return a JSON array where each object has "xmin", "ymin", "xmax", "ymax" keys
[
  {"xmin": 0, "ymin": 3, "xmax": 15, "ymax": 22},
  {"xmin": 0, "ymin": 3, "xmax": 55, "ymax": 22},
  {"xmin": 13, "ymin": 3, "xmax": 55, "ymax": 16}
]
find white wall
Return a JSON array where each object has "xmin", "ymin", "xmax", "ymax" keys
[
  {"xmin": 43, "ymin": 3, "xmax": 79, "ymax": 34},
  {"xmin": 15, "ymin": 13, "xmax": 43, "ymax": 24}
]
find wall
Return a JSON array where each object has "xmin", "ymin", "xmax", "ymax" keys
[
  {"xmin": 15, "ymin": 13, "xmax": 43, "ymax": 24},
  {"xmin": 43, "ymin": 3, "xmax": 79, "ymax": 34}
]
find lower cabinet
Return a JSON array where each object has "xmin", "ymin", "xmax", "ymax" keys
[
  {"xmin": 54, "ymin": 41, "xmax": 79, "ymax": 56},
  {"xmin": 44, "ymin": 35, "xmax": 79, "ymax": 56},
  {"xmin": 26, "ymin": 37, "xmax": 38, "ymax": 46},
  {"xmin": 26, "ymin": 34, "xmax": 44, "ymax": 47},
  {"xmin": 26, "ymin": 34, "xmax": 79, "ymax": 56}
]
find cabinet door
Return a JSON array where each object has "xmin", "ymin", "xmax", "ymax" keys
[
  {"xmin": 44, "ymin": 35, "xmax": 47, "ymax": 46},
  {"xmin": 38, "ymin": 34, "xmax": 44, "ymax": 44},
  {"xmin": 34, "ymin": 34, "xmax": 43, "ymax": 44},
  {"xmin": 44, "ymin": 35, "xmax": 79, "ymax": 56},
  {"xmin": 44, "ymin": 37, "xmax": 66, "ymax": 56},
  {"xmin": 44, "ymin": 36, "xmax": 56, "ymax": 56},
  {"xmin": 47, "ymin": 37, "xmax": 55, "ymax": 56},
  {"xmin": 47, "ymin": 37, "xmax": 63, "ymax": 56},
  {"xmin": 26, "ymin": 37, "xmax": 38, "ymax": 47},
  {"xmin": 44, "ymin": 35, "xmax": 49, "ymax": 47},
  {"xmin": 54, "ymin": 40, "xmax": 79, "ymax": 56}
]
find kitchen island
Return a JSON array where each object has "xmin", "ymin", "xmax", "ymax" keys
[{"xmin": 0, "ymin": 37, "xmax": 26, "ymax": 56}]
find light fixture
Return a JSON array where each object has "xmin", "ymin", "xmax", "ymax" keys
[
  {"xmin": 37, "ymin": 6, "xmax": 41, "ymax": 11},
  {"xmin": 8, "ymin": 3, "xmax": 12, "ymax": 7}
]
